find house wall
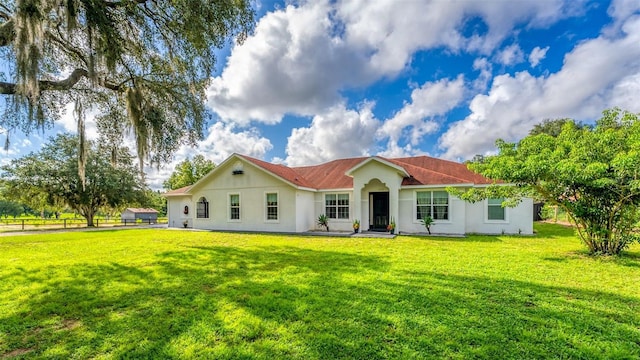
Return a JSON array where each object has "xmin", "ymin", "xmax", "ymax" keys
[
  {"xmin": 295, "ymin": 190, "xmax": 315, "ymax": 232},
  {"xmin": 465, "ymin": 197, "xmax": 534, "ymax": 235},
  {"xmin": 398, "ymin": 189, "xmax": 467, "ymax": 235},
  {"xmin": 313, "ymin": 191, "xmax": 355, "ymax": 232},
  {"xmin": 189, "ymin": 159, "xmax": 298, "ymax": 232},
  {"xmin": 167, "ymin": 196, "xmax": 192, "ymax": 228}
]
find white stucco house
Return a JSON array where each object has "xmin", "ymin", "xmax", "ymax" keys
[{"xmin": 164, "ymin": 153, "xmax": 533, "ymax": 235}]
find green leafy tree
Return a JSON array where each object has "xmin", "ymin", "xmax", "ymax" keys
[
  {"xmin": 163, "ymin": 155, "xmax": 215, "ymax": 190},
  {"xmin": 140, "ymin": 189, "xmax": 167, "ymax": 216},
  {"xmin": 0, "ymin": 199, "xmax": 23, "ymax": 218},
  {"xmin": 455, "ymin": 108, "xmax": 640, "ymax": 255},
  {"xmin": 528, "ymin": 118, "xmax": 586, "ymax": 137},
  {"xmin": 1, "ymin": 133, "xmax": 146, "ymax": 226},
  {"xmin": 0, "ymin": 0, "xmax": 254, "ymax": 172}
]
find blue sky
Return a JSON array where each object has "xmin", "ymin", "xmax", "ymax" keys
[{"xmin": 3, "ymin": 0, "xmax": 640, "ymax": 189}]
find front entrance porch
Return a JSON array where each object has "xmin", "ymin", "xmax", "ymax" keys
[{"xmin": 369, "ymin": 192, "xmax": 389, "ymax": 231}]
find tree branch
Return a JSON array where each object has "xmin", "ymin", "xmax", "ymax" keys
[
  {"xmin": 104, "ymin": 0, "xmax": 149, "ymax": 9},
  {"xmin": 0, "ymin": 68, "xmax": 124, "ymax": 94},
  {"xmin": 0, "ymin": 3, "xmax": 11, "ymax": 19},
  {"xmin": 0, "ymin": 18, "xmax": 14, "ymax": 47}
]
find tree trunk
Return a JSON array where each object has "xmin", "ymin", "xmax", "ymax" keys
[
  {"xmin": 86, "ymin": 212, "xmax": 95, "ymax": 227},
  {"xmin": 79, "ymin": 207, "xmax": 96, "ymax": 227}
]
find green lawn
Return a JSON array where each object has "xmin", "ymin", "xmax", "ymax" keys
[{"xmin": 1, "ymin": 224, "xmax": 639, "ymax": 359}]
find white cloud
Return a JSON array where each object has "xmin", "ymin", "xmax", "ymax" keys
[
  {"xmin": 196, "ymin": 122, "xmax": 273, "ymax": 162},
  {"xmin": 528, "ymin": 46, "xmax": 550, "ymax": 67},
  {"xmin": 207, "ymin": 0, "xmax": 578, "ymax": 125},
  {"xmin": 284, "ymin": 102, "xmax": 380, "ymax": 166},
  {"xmin": 606, "ymin": 72, "xmax": 640, "ymax": 113},
  {"xmin": 338, "ymin": 0, "xmax": 573, "ymax": 66},
  {"xmin": 378, "ymin": 76, "xmax": 465, "ymax": 153},
  {"xmin": 529, "ymin": 46, "xmax": 549, "ymax": 67},
  {"xmin": 472, "ymin": 57, "xmax": 493, "ymax": 91},
  {"xmin": 207, "ymin": 1, "xmax": 370, "ymax": 124},
  {"xmin": 439, "ymin": 15, "xmax": 640, "ymax": 160},
  {"xmin": 57, "ymin": 102, "xmax": 99, "ymax": 140},
  {"xmin": 607, "ymin": 0, "xmax": 640, "ymax": 22},
  {"xmin": 495, "ymin": 44, "xmax": 524, "ymax": 66}
]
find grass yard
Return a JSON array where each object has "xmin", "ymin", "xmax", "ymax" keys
[{"xmin": 1, "ymin": 224, "xmax": 639, "ymax": 359}]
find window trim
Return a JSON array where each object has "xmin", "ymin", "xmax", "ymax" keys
[
  {"xmin": 324, "ymin": 192, "xmax": 351, "ymax": 220},
  {"xmin": 413, "ymin": 190, "xmax": 451, "ymax": 223},
  {"xmin": 228, "ymin": 193, "xmax": 241, "ymax": 222},
  {"xmin": 196, "ymin": 196, "xmax": 209, "ymax": 219},
  {"xmin": 485, "ymin": 198, "xmax": 508, "ymax": 223},
  {"xmin": 265, "ymin": 191, "xmax": 279, "ymax": 223}
]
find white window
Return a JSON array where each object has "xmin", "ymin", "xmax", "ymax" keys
[
  {"xmin": 229, "ymin": 194, "xmax": 240, "ymax": 220},
  {"xmin": 416, "ymin": 191, "xmax": 449, "ymax": 220},
  {"xmin": 266, "ymin": 193, "xmax": 278, "ymax": 221},
  {"xmin": 196, "ymin": 197, "xmax": 209, "ymax": 218},
  {"xmin": 325, "ymin": 193, "xmax": 349, "ymax": 219},
  {"xmin": 487, "ymin": 198, "xmax": 506, "ymax": 221}
]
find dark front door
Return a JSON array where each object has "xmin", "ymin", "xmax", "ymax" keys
[{"xmin": 370, "ymin": 192, "xmax": 389, "ymax": 231}]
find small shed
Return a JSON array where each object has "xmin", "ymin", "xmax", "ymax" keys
[{"xmin": 121, "ymin": 208, "xmax": 159, "ymax": 223}]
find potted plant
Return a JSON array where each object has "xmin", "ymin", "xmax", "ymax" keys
[
  {"xmin": 387, "ymin": 218, "xmax": 396, "ymax": 234},
  {"xmin": 317, "ymin": 214, "xmax": 329, "ymax": 232},
  {"xmin": 421, "ymin": 215, "xmax": 433, "ymax": 234},
  {"xmin": 353, "ymin": 219, "xmax": 360, "ymax": 233}
]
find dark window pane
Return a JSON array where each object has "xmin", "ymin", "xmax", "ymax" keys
[
  {"xmin": 433, "ymin": 205, "xmax": 448, "ymax": 220},
  {"xmin": 488, "ymin": 206, "xmax": 505, "ymax": 220},
  {"xmin": 417, "ymin": 205, "xmax": 431, "ymax": 220}
]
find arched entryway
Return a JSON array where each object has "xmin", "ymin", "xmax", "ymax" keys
[{"xmin": 362, "ymin": 178, "xmax": 390, "ymax": 231}]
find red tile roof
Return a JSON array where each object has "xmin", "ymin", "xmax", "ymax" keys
[
  {"xmin": 388, "ymin": 157, "xmax": 493, "ymax": 185},
  {"xmin": 240, "ymin": 154, "xmax": 493, "ymax": 189},
  {"xmin": 293, "ymin": 157, "xmax": 368, "ymax": 189},
  {"xmin": 237, "ymin": 155, "xmax": 317, "ymax": 189},
  {"xmin": 163, "ymin": 154, "xmax": 494, "ymax": 196},
  {"xmin": 163, "ymin": 185, "xmax": 192, "ymax": 196}
]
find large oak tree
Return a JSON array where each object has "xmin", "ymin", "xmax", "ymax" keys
[
  {"xmin": 1, "ymin": 133, "xmax": 147, "ymax": 226},
  {"xmin": 0, "ymin": 0, "xmax": 253, "ymax": 171}
]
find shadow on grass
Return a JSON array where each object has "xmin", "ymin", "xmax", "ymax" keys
[
  {"xmin": 416, "ymin": 235, "xmax": 502, "ymax": 243},
  {"xmin": 2, "ymin": 245, "xmax": 639, "ymax": 359}
]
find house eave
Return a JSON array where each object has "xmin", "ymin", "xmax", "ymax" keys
[{"xmin": 400, "ymin": 183, "xmax": 477, "ymax": 189}]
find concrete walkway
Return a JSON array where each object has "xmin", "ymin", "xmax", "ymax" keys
[{"xmin": 351, "ymin": 231, "xmax": 397, "ymax": 239}]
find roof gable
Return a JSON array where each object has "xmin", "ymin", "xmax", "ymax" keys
[{"xmin": 345, "ymin": 157, "xmax": 410, "ymax": 178}]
